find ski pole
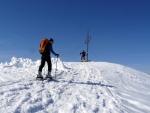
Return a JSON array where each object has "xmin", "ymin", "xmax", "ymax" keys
[{"xmin": 55, "ymin": 56, "xmax": 58, "ymax": 79}]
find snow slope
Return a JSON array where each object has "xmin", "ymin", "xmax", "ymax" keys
[{"xmin": 0, "ymin": 57, "xmax": 150, "ymax": 113}]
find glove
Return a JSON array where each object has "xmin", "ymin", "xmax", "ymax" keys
[{"xmin": 55, "ymin": 54, "xmax": 59, "ymax": 57}]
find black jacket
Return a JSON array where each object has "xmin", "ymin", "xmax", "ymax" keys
[{"xmin": 42, "ymin": 43, "xmax": 57, "ymax": 56}]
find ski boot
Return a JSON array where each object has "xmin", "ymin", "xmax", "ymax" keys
[
  {"xmin": 36, "ymin": 71, "xmax": 43, "ymax": 80},
  {"xmin": 45, "ymin": 71, "xmax": 53, "ymax": 80}
]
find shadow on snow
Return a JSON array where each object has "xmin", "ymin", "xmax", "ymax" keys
[{"xmin": 60, "ymin": 80, "xmax": 116, "ymax": 88}]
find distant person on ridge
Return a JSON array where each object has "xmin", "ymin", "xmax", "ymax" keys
[
  {"xmin": 37, "ymin": 38, "xmax": 59, "ymax": 80},
  {"xmin": 80, "ymin": 50, "xmax": 86, "ymax": 61}
]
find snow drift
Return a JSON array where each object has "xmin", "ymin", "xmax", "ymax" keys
[{"xmin": 0, "ymin": 57, "xmax": 150, "ymax": 113}]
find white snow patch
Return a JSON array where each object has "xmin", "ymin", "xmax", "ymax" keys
[{"xmin": 0, "ymin": 57, "xmax": 150, "ymax": 113}]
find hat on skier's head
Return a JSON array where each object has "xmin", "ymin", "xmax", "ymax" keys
[{"xmin": 49, "ymin": 38, "xmax": 54, "ymax": 42}]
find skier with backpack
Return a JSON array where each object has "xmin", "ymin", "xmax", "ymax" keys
[
  {"xmin": 37, "ymin": 38, "xmax": 59, "ymax": 80},
  {"xmin": 80, "ymin": 50, "xmax": 86, "ymax": 61}
]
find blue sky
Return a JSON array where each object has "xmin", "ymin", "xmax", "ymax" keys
[{"xmin": 0, "ymin": 0, "xmax": 150, "ymax": 73}]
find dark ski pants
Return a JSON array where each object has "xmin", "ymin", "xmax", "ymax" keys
[
  {"xmin": 81, "ymin": 55, "xmax": 85, "ymax": 60},
  {"xmin": 38, "ymin": 55, "xmax": 52, "ymax": 72}
]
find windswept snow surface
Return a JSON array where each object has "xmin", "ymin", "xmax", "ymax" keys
[{"xmin": 0, "ymin": 57, "xmax": 150, "ymax": 113}]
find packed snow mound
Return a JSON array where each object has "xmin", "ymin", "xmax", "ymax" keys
[
  {"xmin": 0, "ymin": 57, "xmax": 150, "ymax": 113},
  {"xmin": 0, "ymin": 57, "xmax": 65, "ymax": 70}
]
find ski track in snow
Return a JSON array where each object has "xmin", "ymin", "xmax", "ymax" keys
[{"xmin": 0, "ymin": 57, "xmax": 150, "ymax": 113}]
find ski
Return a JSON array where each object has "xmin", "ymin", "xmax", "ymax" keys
[
  {"xmin": 44, "ymin": 78, "xmax": 59, "ymax": 82},
  {"xmin": 36, "ymin": 77, "xmax": 44, "ymax": 81},
  {"xmin": 32, "ymin": 77, "xmax": 59, "ymax": 82}
]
